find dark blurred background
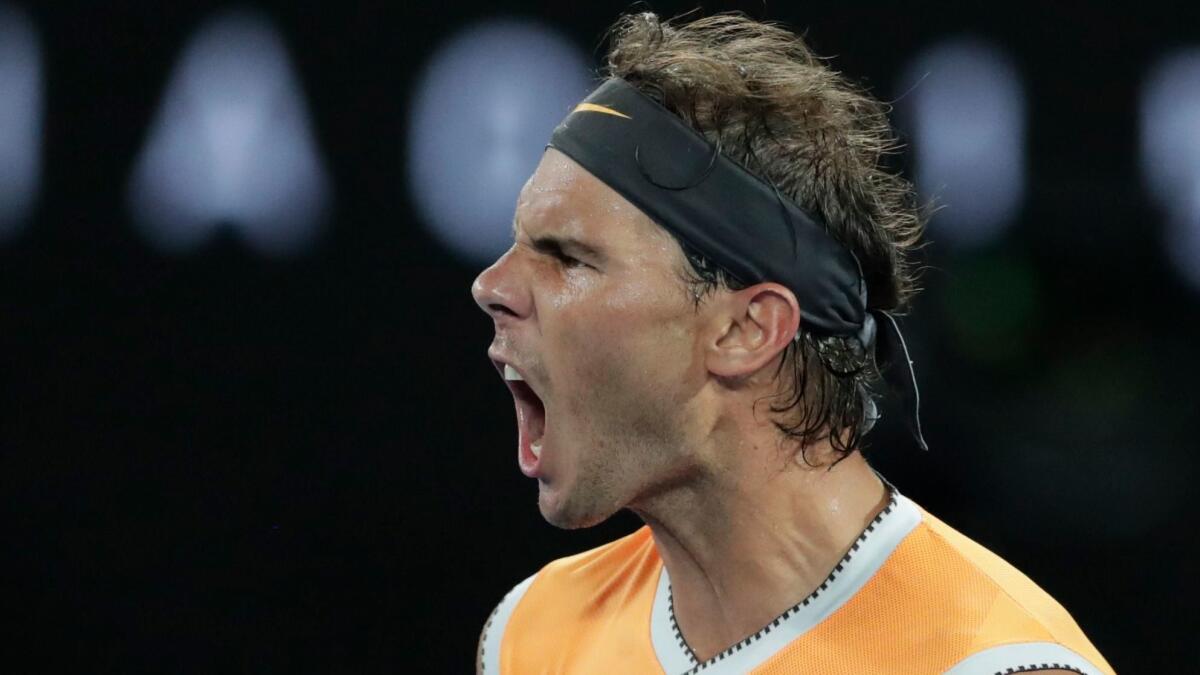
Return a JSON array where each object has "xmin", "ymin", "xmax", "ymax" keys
[{"xmin": 2, "ymin": 1, "xmax": 1196, "ymax": 672}]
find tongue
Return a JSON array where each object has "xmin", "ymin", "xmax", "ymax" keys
[{"xmin": 515, "ymin": 394, "xmax": 545, "ymax": 478}]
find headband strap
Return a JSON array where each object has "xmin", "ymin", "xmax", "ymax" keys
[{"xmin": 547, "ymin": 78, "xmax": 927, "ymax": 450}]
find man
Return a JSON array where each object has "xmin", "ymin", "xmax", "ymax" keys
[{"xmin": 471, "ymin": 11, "xmax": 1113, "ymax": 675}]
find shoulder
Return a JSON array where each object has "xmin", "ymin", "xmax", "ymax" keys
[
  {"xmin": 476, "ymin": 526, "xmax": 658, "ymax": 674},
  {"xmin": 892, "ymin": 498, "xmax": 1115, "ymax": 675},
  {"xmin": 909, "ymin": 506, "xmax": 1089, "ymax": 641}
]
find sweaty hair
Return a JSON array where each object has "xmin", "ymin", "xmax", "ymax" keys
[{"xmin": 602, "ymin": 11, "xmax": 926, "ymax": 463}]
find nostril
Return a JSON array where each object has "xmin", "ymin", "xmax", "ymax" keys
[{"xmin": 489, "ymin": 303, "xmax": 518, "ymax": 318}]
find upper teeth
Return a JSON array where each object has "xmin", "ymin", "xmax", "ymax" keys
[{"xmin": 504, "ymin": 364, "xmax": 524, "ymax": 381}]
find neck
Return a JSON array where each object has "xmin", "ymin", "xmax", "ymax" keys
[{"xmin": 629, "ymin": 436, "xmax": 888, "ymax": 664}]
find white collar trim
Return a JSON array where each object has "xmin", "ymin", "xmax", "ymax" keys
[{"xmin": 650, "ymin": 490, "xmax": 921, "ymax": 674}]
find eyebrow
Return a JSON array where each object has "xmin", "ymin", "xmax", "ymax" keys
[{"xmin": 513, "ymin": 215, "xmax": 606, "ymax": 262}]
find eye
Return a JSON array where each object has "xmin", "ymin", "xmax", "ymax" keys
[
  {"xmin": 551, "ymin": 250, "xmax": 590, "ymax": 269},
  {"xmin": 526, "ymin": 235, "xmax": 595, "ymax": 270}
]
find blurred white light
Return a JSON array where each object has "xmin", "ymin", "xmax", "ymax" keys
[
  {"xmin": 1141, "ymin": 49, "xmax": 1200, "ymax": 290},
  {"xmin": 0, "ymin": 4, "xmax": 42, "ymax": 239},
  {"xmin": 1165, "ymin": 183, "xmax": 1200, "ymax": 290},
  {"xmin": 407, "ymin": 19, "xmax": 592, "ymax": 265},
  {"xmin": 898, "ymin": 38, "xmax": 1026, "ymax": 249},
  {"xmin": 1141, "ymin": 50, "xmax": 1200, "ymax": 208},
  {"xmin": 128, "ymin": 10, "xmax": 330, "ymax": 256}
]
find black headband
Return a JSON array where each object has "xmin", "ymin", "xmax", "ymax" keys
[
  {"xmin": 547, "ymin": 78, "xmax": 927, "ymax": 450},
  {"xmin": 549, "ymin": 78, "xmax": 865, "ymax": 336}
]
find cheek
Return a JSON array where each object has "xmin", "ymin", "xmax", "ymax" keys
[
  {"xmin": 554, "ymin": 311, "xmax": 627, "ymax": 392},
  {"xmin": 552, "ymin": 291, "xmax": 695, "ymax": 414}
]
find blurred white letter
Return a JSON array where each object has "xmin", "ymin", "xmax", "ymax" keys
[
  {"xmin": 1141, "ymin": 49, "xmax": 1200, "ymax": 290},
  {"xmin": 898, "ymin": 38, "xmax": 1026, "ymax": 250},
  {"xmin": 128, "ymin": 9, "xmax": 330, "ymax": 256},
  {"xmin": 0, "ymin": 3, "xmax": 42, "ymax": 240},
  {"xmin": 407, "ymin": 19, "xmax": 592, "ymax": 265}
]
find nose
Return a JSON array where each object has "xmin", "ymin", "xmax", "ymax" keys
[{"xmin": 471, "ymin": 246, "xmax": 532, "ymax": 321}]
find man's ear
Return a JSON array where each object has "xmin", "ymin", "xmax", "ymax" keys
[{"xmin": 705, "ymin": 282, "xmax": 801, "ymax": 379}]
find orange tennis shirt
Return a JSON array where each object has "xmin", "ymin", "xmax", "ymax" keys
[{"xmin": 478, "ymin": 489, "xmax": 1114, "ymax": 674}]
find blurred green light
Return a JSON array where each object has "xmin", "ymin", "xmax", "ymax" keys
[{"xmin": 943, "ymin": 253, "xmax": 1040, "ymax": 363}]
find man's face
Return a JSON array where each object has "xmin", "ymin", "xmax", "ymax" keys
[{"xmin": 472, "ymin": 148, "xmax": 709, "ymax": 529}]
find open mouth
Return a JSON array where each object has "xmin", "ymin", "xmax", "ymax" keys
[{"xmin": 500, "ymin": 364, "xmax": 547, "ymax": 478}]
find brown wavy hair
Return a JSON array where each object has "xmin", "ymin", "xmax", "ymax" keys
[{"xmin": 602, "ymin": 11, "xmax": 927, "ymax": 463}]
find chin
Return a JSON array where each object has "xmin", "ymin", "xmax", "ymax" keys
[{"xmin": 538, "ymin": 487, "xmax": 617, "ymax": 530}]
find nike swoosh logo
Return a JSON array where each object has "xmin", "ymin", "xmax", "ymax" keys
[{"xmin": 571, "ymin": 102, "xmax": 631, "ymax": 119}]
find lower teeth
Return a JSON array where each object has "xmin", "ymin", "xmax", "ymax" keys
[{"xmin": 531, "ymin": 441, "xmax": 542, "ymax": 459}]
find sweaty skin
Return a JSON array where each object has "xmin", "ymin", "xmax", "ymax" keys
[{"xmin": 472, "ymin": 148, "xmax": 890, "ymax": 662}]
